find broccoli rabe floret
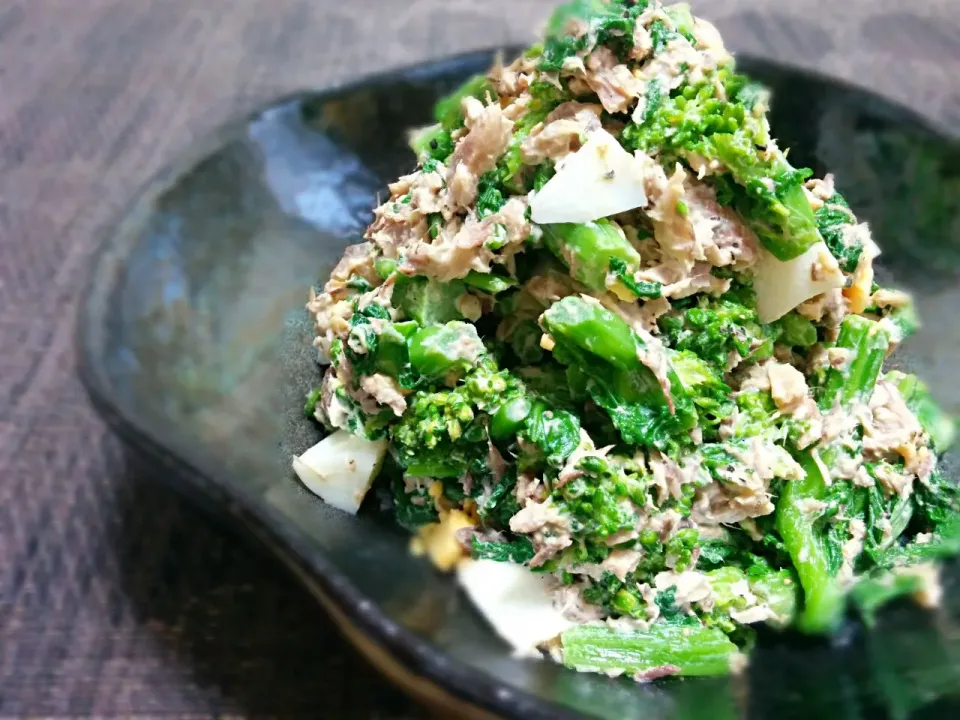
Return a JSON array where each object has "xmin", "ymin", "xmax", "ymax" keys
[
  {"xmin": 581, "ymin": 572, "xmax": 648, "ymax": 618},
  {"xmin": 692, "ymin": 534, "xmax": 800, "ymax": 629},
  {"xmin": 553, "ymin": 453, "xmax": 649, "ymax": 550},
  {"xmin": 580, "ymin": 530, "xmax": 800, "ymax": 632},
  {"xmin": 727, "ymin": 390, "xmax": 779, "ymax": 438},
  {"xmin": 620, "ymin": 73, "xmax": 760, "ymax": 158},
  {"xmin": 724, "ymin": 388, "xmax": 816, "ymax": 451},
  {"xmin": 670, "ymin": 350, "xmax": 735, "ymax": 439},
  {"xmin": 776, "ymin": 311, "xmax": 818, "ymax": 348},
  {"xmin": 660, "ymin": 286, "xmax": 816, "ymax": 370},
  {"xmin": 392, "ymin": 355, "xmax": 585, "ymax": 485},
  {"xmin": 391, "ymin": 357, "xmax": 522, "ymax": 478},
  {"xmin": 659, "ymin": 289, "xmax": 772, "ymax": 369},
  {"xmin": 698, "ymin": 562, "xmax": 798, "ymax": 633},
  {"xmin": 622, "ymin": 70, "xmax": 820, "ymax": 261}
]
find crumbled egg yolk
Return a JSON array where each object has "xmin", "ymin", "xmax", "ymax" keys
[
  {"xmin": 412, "ymin": 509, "xmax": 475, "ymax": 572},
  {"xmin": 608, "ymin": 280, "xmax": 637, "ymax": 302},
  {"xmin": 409, "ymin": 482, "xmax": 478, "ymax": 572},
  {"xmin": 843, "ymin": 233, "xmax": 880, "ymax": 315}
]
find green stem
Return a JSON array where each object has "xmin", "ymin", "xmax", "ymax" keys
[
  {"xmin": 542, "ymin": 220, "xmax": 643, "ymax": 294},
  {"xmin": 393, "ymin": 276, "xmax": 465, "ymax": 325},
  {"xmin": 819, "ymin": 315, "xmax": 891, "ymax": 409},
  {"xmin": 408, "ymin": 322, "xmax": 484, "ymax": 378},
  {"xmin": 776, "ymin": 453, "xmax": 847, "ymax": 633},
  {"xmin": 776, "ymin": 315, "xmax": 891, "ymax": 633},
  {"xmin": 541, "ymin": 295, "xmax": 643, "ymax": 371},
  {"xmin": 462, "ymin": 271, "xmax": 517, "ymax": 295},
  {"xmin": 561, "ymin": 623, "xmax": 742, "ymax": 677}
]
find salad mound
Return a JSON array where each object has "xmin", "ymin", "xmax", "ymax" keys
[{"xmin": 295, "ymin": 0, "xmax": 959, "ymax": 680}]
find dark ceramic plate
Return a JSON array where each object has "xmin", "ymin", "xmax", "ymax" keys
[{"xmin": 78, "ymin": 48, "xmax": 960, "ymax": 719}]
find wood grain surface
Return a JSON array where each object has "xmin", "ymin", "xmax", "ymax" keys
[{"xmin": 0, "ymin": 0, "xmax": 957, "ymax": 717}]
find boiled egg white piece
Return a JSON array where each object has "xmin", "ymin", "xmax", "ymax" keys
[
  {"xmin": 457, "ymin": 558, "xmax": 573, "ymax": 657},
  {"xmin": 754, "ymin": 241, "xmax": 845, "ymax": 323},
  {"xmin": 292, "ymin": 430, "xmax": 387, "ymax": 514},
  {"xmin": 530, "ymin": 129, "xmax": 649, "ymax": 225}
]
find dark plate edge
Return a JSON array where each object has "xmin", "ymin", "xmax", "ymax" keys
[
  {"xmin": 76, "ymin": 46, "xmax": 588, "ymax": 720},
  {"xmin": 74, "ymin": 47, "xmax": 959, "ymax": 720}
]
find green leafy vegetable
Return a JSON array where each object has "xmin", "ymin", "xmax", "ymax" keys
[
  {"xmin": 543, "ymin": 296, "xmax": 698, "ymax": 450},
  {"xmin": 477, "ymin": 171, "xmax": 507, "ymax": 218},
  {"xmin": 462, "ymin": 271, "xmax": 517, "ymax": 295},
  {"xmin": 659, "ymin": 286, "xmax": 775, "ymax": 369},
  {"xmin": 410, "ymin": 124, "xmax": 455, "ymax": 162},
  {"xmin": 609, "ymin": 257, "xmax": 663, "ymax": 299},
  {"xmin": 394, "ymin": 275, "xmax": 465, "ymax": 325},
  {"xmin": 815, "ymin": 191, "xmax": 862, "ymax": 272},
  {"xmin": 776, "ymin": 315, "xmax": 891, "ymax": 633},
  {"xmin": 391, "ymin": 475, "xmax": 439, "ymax": 531},
  {"xmin": 304, "ymin": 387, "xmax": 323, "ymax": 418},
  {"xmin": 471, "ymin": 535, "xmax": 536, "ymax": 563},
  {"xmin": 542, "ymin": 220, "xmax": 644, "ymax": 294},
  {"xmin": 523, "ymin": 401, "xmax": 582, "ymax": 468}
]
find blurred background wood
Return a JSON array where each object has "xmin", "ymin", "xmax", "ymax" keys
[{"xmin": 0, "ymin": 0, "xmax": 957, "ymax": 716}]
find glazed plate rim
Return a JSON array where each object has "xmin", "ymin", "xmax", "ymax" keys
[{"xmin": 75, "ymin": 47, "xmax": 958, "ymax": 720}]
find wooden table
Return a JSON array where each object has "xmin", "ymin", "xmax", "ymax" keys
[{"xmin": 0, "ymin": 0, "xmax": 957, "ymax": 716}]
